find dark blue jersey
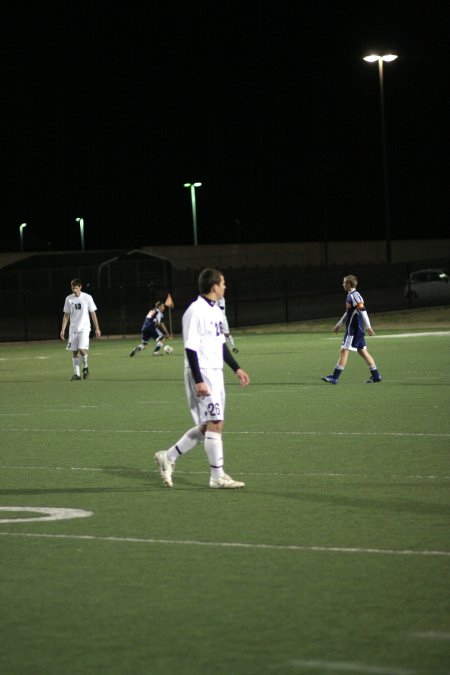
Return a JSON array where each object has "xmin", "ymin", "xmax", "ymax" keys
[{"xmin": 345, "ymin": 290, "xmax": 365, "ymax": 335}]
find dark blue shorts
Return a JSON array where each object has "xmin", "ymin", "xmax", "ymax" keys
[
  {"xmin": 141, "ymin": 318, "xmax": 161, "ymax": 343},
  {"xmin": 341, "ymin": 332, "xmax": 367, "ymax": 351}
]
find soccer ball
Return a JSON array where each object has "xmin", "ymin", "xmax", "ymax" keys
[{"xmin": 164, "ymin": 345, "xmax": 174, "ymax": 354}]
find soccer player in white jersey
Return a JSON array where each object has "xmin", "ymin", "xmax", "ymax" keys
[
  {"xmin": 60, "ymin": 279, "xmax": 101, "ymax": 380},
  {"xmin": 155, "ymin": 268, "xmax": 250, "ymax": 489},
  {"xmin": 218, "ymin": 297, "xmax": 239, "ymax": 353},
  {"xmin": 321, "ymin": 274, "xmax": 382, "ymax": 384}
]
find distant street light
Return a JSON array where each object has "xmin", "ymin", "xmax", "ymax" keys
[
  {"xmin": 183, "ymin": 182, "xmax": 202, "ymax": 246},
  {"xmin": 363, "ymin": 53, "xmax": 398, "ymax": 264},
  {"xmin": 76, "ymin": 217, "xmax": 85, "ymax": 251},
  {"xmin": 19, "ymin": 223, "xmax": 27, "ymax": 252}
]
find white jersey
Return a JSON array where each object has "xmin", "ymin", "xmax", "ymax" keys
[
  {"xmin": 63, "ymin": 291, "xmax": 97, "ymax": 333},
  {"xmin": 183, "ymin": 295, "xmax": 225, "ymax": 369}
]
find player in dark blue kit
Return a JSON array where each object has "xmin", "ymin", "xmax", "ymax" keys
[
  {"xmin": 321, "ymin": 275, "xmax": 382, "ymax": 384},
  {"xmin": 129, "ymin": 301, "xmax": 172, "ymax": 357}
]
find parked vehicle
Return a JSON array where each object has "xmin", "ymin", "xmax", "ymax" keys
[{"xmin": 404, "ymin": 268, "xmax": 450, "ymax": 301}]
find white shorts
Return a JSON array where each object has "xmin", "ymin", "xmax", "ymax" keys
[
  {"xmin": 66, "ymin": 331, "xmax": 90, "ymax": 352},
  {"xmin": 184, "ymin": 368, "xmax": 225, "ymax": 425}
]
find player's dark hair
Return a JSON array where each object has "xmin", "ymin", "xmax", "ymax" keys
[
  {"xmin": 71, "ymin": 278, "xmax": 82, "ymax": 287},
  {"xmin": 198, "ymin": 268, "xmax": 223, "ymax": 294}
]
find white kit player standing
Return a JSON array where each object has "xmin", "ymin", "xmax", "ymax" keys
[
  {"xmin": 155, "ymin": 268, "xmax": 250, "ymax": 488},
  {"xmin": 60, "ymin": 278, "xmax": 101, "ymax": 380}
]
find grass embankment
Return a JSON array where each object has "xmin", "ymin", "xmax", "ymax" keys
[{"xmin": 239, "ymin": 305, "xmax": 450, "ymax": 334}]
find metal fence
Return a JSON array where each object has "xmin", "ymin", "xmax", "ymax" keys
[{"xmin": 1, "ymin": 258, "xmax": 448, "ymax": 342}]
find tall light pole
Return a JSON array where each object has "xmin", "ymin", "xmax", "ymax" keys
[
  {"xmin": 183, "ymin": 182, "xmax": 202, "ymax": 246},
  {"xmin": 19, "ymin": 223, "xmax": 27, "ymax": 252},
  {"xmin": 76, "ymin": 217, "xmax": 85, "ymax": 251},
  {"xmin": 363, "ymin": 53, "xmax": 398, "ymax": 264}
]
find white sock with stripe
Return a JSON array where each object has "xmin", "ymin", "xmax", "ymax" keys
[
  {"xmin": 204, "ymin": 431, "xmax": 224, "ymax": 478},
  {"xmin": 166, "ymin": 426, "xmax": 204, "ymax": 463}
]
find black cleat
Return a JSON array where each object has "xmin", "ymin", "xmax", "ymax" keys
[
  {"xmin": 70, "ymin": 375, "xmax": 81, "ymax": 381},
  {"xmin": 232, "ymin": 347, "xmax": 239, "ymax": 353},
  {"xmin": 82, "ymin": 367, "xmax": 89, "ymax": 379}
]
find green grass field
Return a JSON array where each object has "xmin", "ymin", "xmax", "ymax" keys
[{"xmin": 1, "ymin": 310, "xmax": 449, "ymax": 675}]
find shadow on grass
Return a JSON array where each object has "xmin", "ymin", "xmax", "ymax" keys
[{"xmin": 278, "ymin": 489, "xmax": 450, "ymax": 516}]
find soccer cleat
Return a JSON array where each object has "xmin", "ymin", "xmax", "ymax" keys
[
  {"xmin": 129, "ymin": 347, "xmax": 138, "ymax": 357},
  {"xmin": 154, "ymin": 451, "xmax": 175, "ymax": 487},
  {"xmin": 82, "ymin": 367, "xmax": 89, "ymax": 379},
  {"xmin": 321, "ymin": 375, "xmax": 338, "ymax": 385},
  {"xmin": 232, "ymin": 347, "xmax": 239, "ymax": 353},
  {"xmin": 70, "ymin": 374, "xmax": 81, "ymax": 381},
  {"xmin": 366, "ymin": 374, "xmax": 382, "ymax": 384},
  {"xmin": 209, "ymin": 473, "xmax": 245, "ymax": 489}
]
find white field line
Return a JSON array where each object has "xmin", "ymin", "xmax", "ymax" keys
[
  {"xmin": 409, "ymin": 631, "xmax": 450, "ymax": 640},
  {"xmin": 1, "ymin": 465, "xmax": 449, "ymax": 480},
  {"xmin": 373, "ymin": 331, "xmax": 450, "ymax": 338},
  {"xmin": 0, "ymin": 530, "xmax": 449, "ymax": 558},
  {"xmin": 325, "ymin": 331, "xmax": 450, "ymax": 340},
  {"xmin": 1, "ymin": 428, "xmax": 449, "ymax": 437},
  {"xmin": 287, "ymin": 659, "xmax": 415, "ymax": 674},
  {"xmin": 0, "ymin": 356, "xmax": 52, "ymax": 361},
  {"xmin": 0, "ymin": 506, "xmax": 92, "ymax": 523}
]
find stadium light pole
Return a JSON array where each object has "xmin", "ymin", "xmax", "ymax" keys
[
  {"xmin": 76, "ymin": 217, "xmax": 85, "ymax": 251},
  {"xmin": 19, "ymin": 223, "xmax": 27, "ymax": 252},
  {"xmin": 183, "ymin": 182, "xmax": 202, "ymax": 246},
  {"xmin": 363, "ymin": 53, "xmax": 398, "ymax": 264}
]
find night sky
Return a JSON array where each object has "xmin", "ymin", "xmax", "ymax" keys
[{"xmin": 3, "ymin": 1, "xmax": 450, "ymax": 252}]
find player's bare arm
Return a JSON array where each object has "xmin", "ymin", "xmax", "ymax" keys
[
  {"xmin": 236, "ymin": 368, "xmax": 250, "ymax": 387},
  {"xmin": 60, "ymin": 313, "xmax": 69, "ymax": 340},
  {"xmin": 90, "ymin": 311, "xmax": 101, "ymax": 337}
]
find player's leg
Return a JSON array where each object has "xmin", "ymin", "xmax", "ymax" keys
[
  {"xmin": 153, "ymin": 328, "xmax": 164, "ymax": 355},
  {"xmin": 78, "ymin": 331, "xmax": 91, "ymax": 378},
  {"xmin": 78, "ymin": 330, "xmax": 89, "ymax": 380},
  {"xmin": 154, "ymin": 371, "xmax": 206, "ymax": 487},
  {"xmin": 70, "ymin": 351, "xmax": 81, "ymax": 380},
  {"xmin": 322, "ymin": 342, "xmax": 350, "ymax": 384},
  {"xmin": 202, "ymin": 370, "xmax": 244, "ymax": 488},
  {"xmin": 68, "ymin": 333, "xmax": 81, "ymax": 380},
  {"xmin": 130, "ymin": 325, "xmax": 149, "ymax": 356},
  {"xmin": 358, "ymin": 347, "xmax": 382, "ymax": 383},
  {"xmin": 153, "ymin": 338, "xmax": 164, "ymax": 355}
]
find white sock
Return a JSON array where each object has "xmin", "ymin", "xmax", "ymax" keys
[
  {"xmin": 204, "ymin": 431, "xmax": 224, "ymax": 478},
  {"xmin": 81, "ymin": 355, "xmax": 88, "ymax": 368},
  {"xmin": 73, "ymin": 357, "xmax": 80, "ymax": 377},
  {"xmin": 166, "ymin": 426, "xmax": 204, "ymax": 463}
]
